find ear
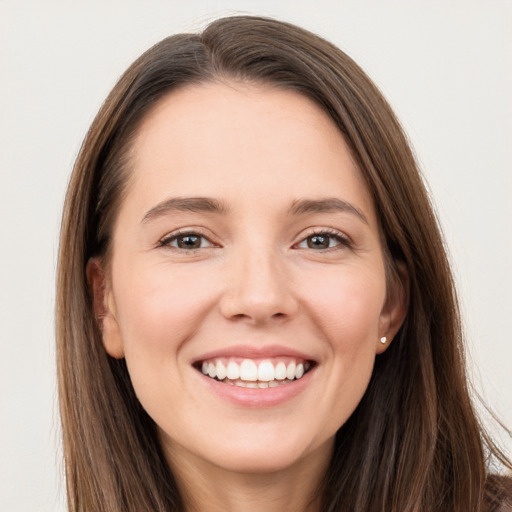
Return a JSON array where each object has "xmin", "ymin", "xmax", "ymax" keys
[
  {"xmin": 376, "ymin": 261, "xmax": 409, "ymax": 354},
  {"xmin": 86, "ymin": 257, "xmax": 125, "ymax": 359}
]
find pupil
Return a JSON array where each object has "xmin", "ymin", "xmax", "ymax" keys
[
  {"xmin": 178, "ymin": 235, "xmax": 200, "ymax": 249},
  {"xmin": 308, "ymin": 235, "xmax": 329, "ymax": 249}
]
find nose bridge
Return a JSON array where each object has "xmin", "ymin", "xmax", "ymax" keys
[{"xmin": 220, "ymin": 238, "xmax": 296, "ymax": 323}]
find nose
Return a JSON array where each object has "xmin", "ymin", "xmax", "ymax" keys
[{"xmin": 219, "ymin": 246, "xmax": 298, "ymax": 325}]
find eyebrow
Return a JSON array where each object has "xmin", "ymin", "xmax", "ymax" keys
[
  {"xmin": 289, "ymin": 198, "xmax": 369, "ymax": 224},
  {"xmin": 141, "ymin": 196, "xmax": 228, "ymax": 223},
  {"xmin": 141, "ymin": 196, "xmax": 368, "ymax": 225}
]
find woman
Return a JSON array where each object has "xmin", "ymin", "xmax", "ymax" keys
[{"xmin": 56, "ymin": 15, "xmax": 511, "ymax": 512}]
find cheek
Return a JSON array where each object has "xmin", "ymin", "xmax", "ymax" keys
[
  {"xmin": 299, "ymin": 264, "xmax": 386, "ymax": 416},
  {"xmin": 302, "ymin": 271, "xmax": 385, "ymax": 434},
  {"xmin": 112, "ymin": 262, "xmax": 217, "ymax": 360},
  {"xmin": 301, "ymin": 264, "xmax": 386, "ymax": 344},
  {"xmin": 110, "ymin": 263, "xmax": 220, "ymax": 422}
]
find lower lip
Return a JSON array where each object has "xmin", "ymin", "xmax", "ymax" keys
[{"xmin": 195, "ymin": 368, "xmax": 315, "ymax": 408}]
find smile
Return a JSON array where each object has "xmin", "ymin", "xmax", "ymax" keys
[{"xmin": 196, "ymin": 357, "xmax": 314, "ymax": 388}]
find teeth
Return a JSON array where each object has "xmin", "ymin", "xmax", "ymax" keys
[
  {"xmin": 216, "ymin": 361, "xmax": 226, "ymax": 380},
  {"xmin": 275, "ymin": 362, "xmax": 287, "ymax": 380},
  {"xmin": 199, "ymin": 357, "xmax": 313, "ymax": 386},
  {"xmin": 286, "ymin": 361, "xmax": 296, "ymax": 380},
  {"xmin": 226, "ymin": 361, "xmax": 240, "ymax": 380},
  {"xmin": 257, "ymin": 361, "xmax": 274, "ymax": 381},
  {"xmin": 227, "ymin": 378, "xmax": 295, "ymax": 388},
  {"xmin": 240, "ymin": 359, "xmax": 258, "ymax": 381}
]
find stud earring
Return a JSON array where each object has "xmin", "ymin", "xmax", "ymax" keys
[{"xmin": 380, "ymin": 336, "xmax": 387, "ymax": 344}]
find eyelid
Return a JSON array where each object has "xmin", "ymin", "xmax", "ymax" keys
[
  {"xmin": 293, "ymin": 227, "xmax": 353, "ymax": 250},
  {"xmin": 156, "ymin": 226, "xmax": 352, "ymax": 251},
  {"xmin": 157, "ymin": 227, "xmax": 220, "ymax": 249}
]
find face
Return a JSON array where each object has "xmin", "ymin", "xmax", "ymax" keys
[{"xmin": 90, "ymin": 82, "xmax": 405, "ymax": 476}]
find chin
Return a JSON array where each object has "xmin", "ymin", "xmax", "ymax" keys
[
  {"xmin": 161, "ymin": 419, "xmax": 331, "ymax": 475},
  {"xmin": 196, "ymin": 426, "xmax": 332, "ymax": 476},
  {"xmin": 214, "ymin": 445, "xmax": 309, "ymax": 475}
]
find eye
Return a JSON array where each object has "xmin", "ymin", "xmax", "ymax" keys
[
  {"xmin": 159, "ymin": 231, "xmax": 215, "ymax": 250},
  {"xmin": 296, "ymin": 231, "xmax": 349, "ymax": 250}
]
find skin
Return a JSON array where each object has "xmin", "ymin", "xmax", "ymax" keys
[{"xmin": 89, "ymin": 82, "xmax": 406, "ymax": 512}]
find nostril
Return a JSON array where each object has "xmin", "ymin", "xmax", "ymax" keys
[
  {"xmin": 232, "ymin": 313, "xmax": 250, "ymax": 320},
  {"xmin": 218, "ymin": 269, "xmax": 299, "ymax": 323}
]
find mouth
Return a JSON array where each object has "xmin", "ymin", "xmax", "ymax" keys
[{"xmin": 194, "ymin": 357, "xmax": 316, "ymax": 389}]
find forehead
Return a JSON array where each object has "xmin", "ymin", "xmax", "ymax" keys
[{"xmin": 124, "ymin": 81, "xmax": 375, "ymax": 223}]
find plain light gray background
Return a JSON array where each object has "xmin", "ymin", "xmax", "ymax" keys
[{"xmin": 1, "ymin": 1, "xmax": 511, "ymax": 510}]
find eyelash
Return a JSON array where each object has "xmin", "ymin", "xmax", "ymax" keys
[
  {"xmin": 158, "ymin": 229, "xmax": 217, "ymax": 251},
  {"xmin": 158, "ymin": 227, "xmax": 351, "ymax": 253},
  {"xmin": 295, "ymin": 228, "xmax": 352, "ymax": 251}
]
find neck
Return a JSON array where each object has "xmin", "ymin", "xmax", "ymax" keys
[{"xmin": 165, "ymin": 440, "xmax": 333, "ymax": 512}]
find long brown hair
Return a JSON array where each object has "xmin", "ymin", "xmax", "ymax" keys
[{"xmin": 56, "ymin": 15, "xmax": 511, "ymax": 512}]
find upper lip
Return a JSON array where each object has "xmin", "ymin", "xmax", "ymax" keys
[{"xmin": 192, "ymin": 344, "xmax": 316, "ymax": 364}]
